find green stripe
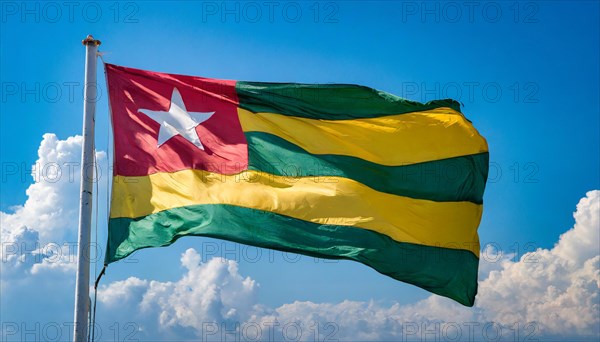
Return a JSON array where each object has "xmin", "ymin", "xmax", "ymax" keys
[
  {"xmin": 106, "ymin": 204, "xmax": 479, "ymax": 306},
  {"xmin": 246, "ymin": 131, "xmax": 488, "ymax": 204},
  {"xmin": 236, "ymin": 82, "xmax": 462, "ymax": 120}
]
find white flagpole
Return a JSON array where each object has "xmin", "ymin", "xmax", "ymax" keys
[{"xmin": 73, "ymin": 34, "xmax": 100, "ymax": 342}]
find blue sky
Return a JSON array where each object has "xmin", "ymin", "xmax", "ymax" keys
[{"xmin": 1, "ymin": 1, "xmax": 599, "ymax": 341}]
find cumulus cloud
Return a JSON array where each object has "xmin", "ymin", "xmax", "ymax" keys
[
  {"xmin": 97, "ymin": 249, "xmax": 259, "ymax": 339},
  {"xmin": 141, "ymin": 249, "xmax": 257, "ymax": 327},
  {"xmin": 553, "ymin": 192, "xmax": 600, "ymax": 265},
  {"xmin": 1, "ymin": 133, "xmax": 109, "ymax": 342},
  {"xmin": 1, "ymin": 133, "xmax": 106, "ymax": 278},
  {"xmin": 474, "ymin": 190, "xmax": 599, "ymax": 336},
  {"xmin": 97, "ymin": 191, "xmax": 600, "ymax": 341}
]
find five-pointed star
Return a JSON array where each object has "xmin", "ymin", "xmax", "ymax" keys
[{"xmin": 139, "ymin": 88, "xmax": 215, "ymax": 150}]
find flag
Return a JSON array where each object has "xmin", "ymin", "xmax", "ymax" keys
[{"xmin": 104, "ymin": 63, "xmax": 489, "ymax": 306}]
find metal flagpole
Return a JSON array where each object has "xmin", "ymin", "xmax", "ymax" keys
[{"xmin": 73, "ymin": 34, "xmax": 101, "ymax": 342}]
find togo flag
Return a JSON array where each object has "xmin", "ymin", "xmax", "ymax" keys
[{"xmin": 104, "ymin": 64, "xmax": 489, "ymax": 306}]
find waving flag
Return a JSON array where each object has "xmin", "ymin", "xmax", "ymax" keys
[{"xmin": 104, "ymin": 63, "xmax": 489, "ymax": 306}]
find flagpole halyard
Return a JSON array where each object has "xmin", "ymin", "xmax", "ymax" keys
[{"xmin": 73, "ymin": 34, "xmax": 100, "ymax": 342}]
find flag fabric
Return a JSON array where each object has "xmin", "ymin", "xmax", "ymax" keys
[{"xmin": 104, "ymin": 63, "xmax": 489, "ymax": 306}]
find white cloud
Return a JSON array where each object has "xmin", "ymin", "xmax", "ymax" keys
[
  {"xmin": 97, "ymin": 249, "xmax": 258, "ymax": 338},
  {"xmin": 98, "ymin": 277, "xmax": 149, "ymax": 307},
  {"xmin": 0, "ymin": 226, "xmax": 41, "ymax": 276},
  {"xmin": 1, "ymin": 133, "xmax": 109, "ymax": 342},
  {"xmin": 553, "ymin": 191, "xmax": 600, "ymax": 265},
  {"xmin": 473, "ymin": 190, "xmax": 600, "ymax": 336},
  {"xmin": 1, "ymin": 133, "xmax": 106, "ymax": 279},
  {"xmin": 2, "ymin": 134, "xmax": 93, "ymax": 242}
]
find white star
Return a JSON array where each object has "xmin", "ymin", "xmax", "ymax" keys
[{"xmin": 139, "ymin": 88, "xmax": 215, "ymax": 150}]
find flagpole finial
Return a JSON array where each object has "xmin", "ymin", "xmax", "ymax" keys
[{"xmin": 82, "ymin": 35, "xmax": 101, "ymax": 46}]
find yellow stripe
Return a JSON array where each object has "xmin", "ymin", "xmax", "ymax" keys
[
  {"xmin": 238, "ymin": 107, "xmax": 488, "ymax": 166},
  {"xmin": 111, "ymin": 170, "xmax": 481, "ymax": 255}
]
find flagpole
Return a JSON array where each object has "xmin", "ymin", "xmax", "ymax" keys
[{"xmin": 73, "ymin": 34, "xmax": 100, "ymax": 342}]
